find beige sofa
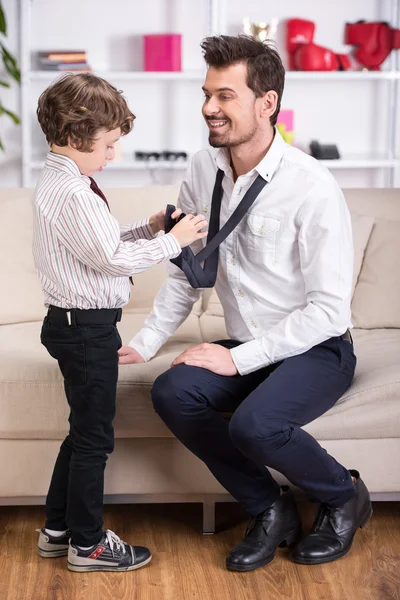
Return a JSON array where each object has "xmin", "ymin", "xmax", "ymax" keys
[{"xmin": 1, "ymin": 185, "xmax": 399, "ymax": 533}]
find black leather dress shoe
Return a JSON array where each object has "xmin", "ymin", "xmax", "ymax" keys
[
  {"xmin": 292, "ymin": 470, "xmax": 372, "ymax": 565},
  {"xmin": 226, "ymin": 487, "xmax": 302, "ymax": 572}
]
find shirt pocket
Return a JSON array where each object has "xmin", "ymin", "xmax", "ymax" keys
[{"xmin": 245, "ymin": 214, "xmax": 281, "ymax": 263}]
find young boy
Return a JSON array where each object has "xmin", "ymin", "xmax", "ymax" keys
[{"xmin": 33, "ymin": 72, "xmax": 207, "ymax": 572}]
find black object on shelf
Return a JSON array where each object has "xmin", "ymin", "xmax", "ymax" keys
[
  {"xmin": 310, "ymin": 140, "xmax": 340, "ymax": 160},
  {"xmin": 135, "ymin": 150, "xmax": 188, "ymax": 162}
]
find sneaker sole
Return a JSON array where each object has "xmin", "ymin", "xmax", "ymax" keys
[
  {"xmin": 67, "ymin": 554, "xmax": 152, "ymax": 573},
  {"xmin": 38, "ymin": 548, "xmax": 69, "ymax": 558}
]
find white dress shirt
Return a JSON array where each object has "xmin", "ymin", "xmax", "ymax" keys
[
  {"xmin": 129, "ymin": 129, "xmax": 353, "ymax": 375},
  {"xmin": 32, "ymin": 152, "xmax": 181, "ymax": 310}
]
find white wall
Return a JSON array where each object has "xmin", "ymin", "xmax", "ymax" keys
[{"xmin": 0, "ymin": 0, "xmax": 399, "ymax": 188}]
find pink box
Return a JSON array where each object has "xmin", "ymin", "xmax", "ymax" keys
[{"xmin": 144, "ymin": 34, "xmax": 182, "ymax": 72}]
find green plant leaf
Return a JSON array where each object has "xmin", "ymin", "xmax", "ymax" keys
[
  {"xmin": 3, "ymin": 106, "xmax": 20, "ymax": 124},
  {"xmin": 0, "ymin": 136, "xmax": 5, "ymax": 152},
  {"xmin": 1, "ymin": 42, "xmax": 21, "ymax": 83},
  {"xmin": 0, "ymin": 79, "xmax": 10, "ymax": 87},
  {"xmin": 0, "ymin": 3, "xmax": 7, "ymax": 35}
]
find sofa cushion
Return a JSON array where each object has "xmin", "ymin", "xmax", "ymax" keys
[
  {"xmin": 0, "ymin": 313, "xmax": 202, "ymax": 439},
  {"xmin": 0, "ymin": 190, "xmax": 47, "ymax": 325},
  {"xmin": 350, "ymin": 214, "xmax": 374, "ymax": 295},
  {"xmin": 305, "ymin": 328, "xmax": 400, "ymax": 440},
  {"xmin": 351, "ymin": 220, "xmax": 400, "ymax": 328},
  {"xmin": 0, "ymin": 318, "xmax": 399, "ymax": 441}
]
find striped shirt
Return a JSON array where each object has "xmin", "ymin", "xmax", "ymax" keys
[{"xmin": 32, "ymin": 152, "xmax": 181, "ymax": 309}]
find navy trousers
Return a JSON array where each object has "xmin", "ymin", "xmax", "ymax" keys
[{"xmin": 151, "ymin": 337, "xmax": 356, "ymax": 516}]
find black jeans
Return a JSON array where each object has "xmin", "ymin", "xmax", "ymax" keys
[
  {"xmin": 41, "ymin": 308, "xmax": 122, "ymax": 546},
  {"xmin": 152, "ymin": 336, "xmax": 357, "ymax": 516}
]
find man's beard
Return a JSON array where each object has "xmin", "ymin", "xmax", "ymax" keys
[{"xmin": 208, "ymin": 119, "xmax": 258, "ymax": 148}]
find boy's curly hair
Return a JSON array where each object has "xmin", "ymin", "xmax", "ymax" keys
[{"xmin": 37, "ymin": 73, "xmax": 135, "ymax": 152}]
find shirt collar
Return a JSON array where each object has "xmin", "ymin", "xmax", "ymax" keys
[
  {"xmin": 214, "ymin": 127, "xmax": 286, "ymax": 183},
  {"xmin": 45, "ymin": 151, "xmax": 91, "ymax": 185}
]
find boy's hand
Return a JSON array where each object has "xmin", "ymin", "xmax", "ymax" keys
[
  {"xmin": 149, "ymin": 207, "xmax": 182, "ymax": 234},
  {"xmin": 170, "ymin": 214, "xmax": 208, "ymax": 248},
  {"xmin": 118, "ymin": 346, "xmax": 145, "ymax": 365}
]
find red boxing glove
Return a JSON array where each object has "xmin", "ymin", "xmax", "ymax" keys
[
  {"xmin": 345, "ymin": 21, "xmax": 393, "ymax": 70},
  {"xmin": 295, "ymin": 43, "xmax": 340, "ymax": 71},
  {"xmin": 286, "ymin": 18, "xmax": 315, "ymax": 70},
  {"xmin": 392, "ymin": 28, "xmax": 400, "ymax": 49}
]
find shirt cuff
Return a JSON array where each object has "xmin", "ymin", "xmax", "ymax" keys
[
  {"xmin": 133, "ymin": 217, "xmax": 156, "ymax": 240},
  {"xmin": 128, "ymin": 328, "xmax": 165, "ymax": 362},
  {"xmin": 156, "ymin": 233, "xmax": 181, "ymax": 259},
  {"xmin": 230, "ymin": 339, "xmax": 270, "ymax": 376}
]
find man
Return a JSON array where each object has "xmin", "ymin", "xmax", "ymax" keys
[{"xmin": 118, "ymin": 35, "xmax": 372, "ymax": 572}]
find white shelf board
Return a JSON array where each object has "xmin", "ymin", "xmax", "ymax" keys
[
  {"xmin": 27, "ymin": 70, "xmax": 206, "ymax": 81},
  {"xmin": 286, "ymin": 71, "xmax": 400, "ymax": 81},
  {"xmin": 27, "ymin": 70, "xmax": 400, "ymax": 82},
  {"xmin": 29, "ymin": 156, "xmax": 398, "ymax": 172},
  {"xmin": 318, "ymin": 156, "xmax": 399, "ymax": 169},
  {"xmin": 29, "ymin": 158, "xmax": 189, "ymax": 171}
]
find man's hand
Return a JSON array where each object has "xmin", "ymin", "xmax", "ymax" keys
[
  {"xmin": 149, "ymin": 207, "xmax": 183, "ymax": 235},
  {"xmin": 172, "ymin": 343, "xmax": 238, "ymax": 376},
  {"xmin": 118, "ymin": 346, "xmax": 145, "ymax": 365}
]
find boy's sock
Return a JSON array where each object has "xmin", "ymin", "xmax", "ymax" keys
[{"xmin": 45, "ymin": 528, "xmax": 67, "ymax": 537}]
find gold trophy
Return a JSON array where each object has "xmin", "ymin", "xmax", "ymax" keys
[{"xmin": 243, "ymin": 17, "xmax": 278, "ymax": 42}]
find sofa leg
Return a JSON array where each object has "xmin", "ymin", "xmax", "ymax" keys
[{"xmin": 202, "ymin": 501, "xmax": 216, "ymax": 535}]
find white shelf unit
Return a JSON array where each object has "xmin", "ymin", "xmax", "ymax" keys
[
  {"xmin": 30, "ymin": 157, "xmax": 190, "ymax": 171},
  {"xmin": 18, "ymin": 0, "xmax": 400, "ymax": 187},
  {"xmin": 18, "ymin": 0, "xmax": 221, "ymax": 186}
]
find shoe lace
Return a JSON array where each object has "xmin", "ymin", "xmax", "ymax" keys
[
  {"xmin": 104, "ymin": 529, "xmax": 127, "ymax": 556},
  {"xmin": 313, "ymin": 504, "xmax": 337, "ymax": 530},
  {"xmin": 245, "ymin": 507, "xmax": 273, "ymax": 537}
]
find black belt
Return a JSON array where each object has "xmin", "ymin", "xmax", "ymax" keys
[
  {"xmin": 342, "ymin": 329, "xmax": 353, "ymax": 344},
  {"xmin": 47, "ymin": 305, "xmax": 122, "ymax": 327}
]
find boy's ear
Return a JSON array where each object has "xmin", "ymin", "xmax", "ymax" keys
[{"xmin": 68, "ymin": 137, "xmax": 79, "ymax": 151}]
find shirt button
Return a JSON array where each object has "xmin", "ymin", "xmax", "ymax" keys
[
  {"xmin": 238, "ymin": 289, "xmax": 244, "ymax": 297},
  {"xmin": 251, "ymin": 320, "xmax": 257, "ymax": 328},
  {"xmin": 203, "ymin": 206, "xmax": 208, "ymax": 213},
  {"xmin": 231, "ymin": 257, "xmax": 237, "ymax": 265}
]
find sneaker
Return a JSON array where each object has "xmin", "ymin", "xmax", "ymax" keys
[
  {"xmin": 37, "ymin": 528, "xmax": 71, "ymax": 558},
  {"xmin": 67, "ymin": 529, "xmax": 152, "ymax": 573}
]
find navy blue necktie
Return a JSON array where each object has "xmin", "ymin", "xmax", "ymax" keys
[{"xmin": 164, "ymin": 169, "xmax": 268, "ymax": 288}]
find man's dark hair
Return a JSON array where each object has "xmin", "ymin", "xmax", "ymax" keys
[{"xmin": 201, "ymin": 35, "xmax": 285, "ymax": 126}]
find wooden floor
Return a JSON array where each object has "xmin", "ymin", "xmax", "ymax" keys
[{"xmin": 0, "ymin": 501, "xmax": 399, "ymax": 600}]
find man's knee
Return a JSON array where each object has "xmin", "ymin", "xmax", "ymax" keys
[
  {"xmin": 229, "ymin": 413, "xmax": 292, "ymax": 457},
  {"xmin": 151, "ymin": 364, "xmax": 211, "ymax": 422},
  {"xmin": 151, "ymin": 365, "xmax": 194, "ymax": 416},
  {"xmin": 151, "ymin": 369, "xmax": 174, "ymax": 416}
]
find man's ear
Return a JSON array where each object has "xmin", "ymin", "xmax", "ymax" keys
[{"xmin": 260, "ymin": 90, "xmax": 278, "ymax": 120}]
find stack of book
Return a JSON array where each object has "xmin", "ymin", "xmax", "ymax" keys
[{"xmin": 37, "ymin": 50, "xmax": 91, "ymax": 71}]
